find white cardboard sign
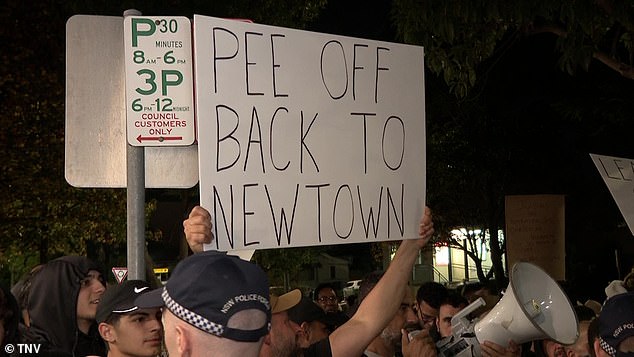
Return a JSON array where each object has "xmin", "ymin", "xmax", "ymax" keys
[
  {"xmin": 193, "ymin": 15, "xmax": 426, "ymax": 251},
  {"xmin": 590, "ymin": 153, "xmax": 634, "ymax": 236}
]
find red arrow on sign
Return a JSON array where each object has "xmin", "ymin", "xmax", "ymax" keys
[{"xmin": 136, "ymin": 135, "xmax": 183, "ymax": 143}]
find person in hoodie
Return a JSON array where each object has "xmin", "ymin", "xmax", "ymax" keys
[
  {"xmin": 11, "ymin": 264, "xmax": 44, "ymax": 329},
  {"xmin": 0, "ymin": 283, "xmax": 20, "ymax": 356},
  {"xmin": 22, "ymin": 256, "xmax": 107, "ymax": 357}
]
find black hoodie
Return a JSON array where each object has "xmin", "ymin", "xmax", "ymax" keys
[
  {"xmin": 22, "ymin": 256, "xmax": 106, "ymax": 357},
  {"xmin": 1, "ymin": 283, "xmax": 19, "ymax": 357}
]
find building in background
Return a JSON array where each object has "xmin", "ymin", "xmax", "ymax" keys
[{"xmin": 433, "ymin": 229, "xmax": 503, "ymax": 287}]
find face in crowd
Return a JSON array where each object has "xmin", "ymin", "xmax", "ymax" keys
[
  {"xmin": 315, "ymin": 288, "xmax": 339, "ymax": 313},
  {"xmin": 542, "ymin": 340, "xmax": 566, "ymax": 357},
  {"xmin": 436, "ymin": 303, "xmax": 463, "ymax": 338},
  {"xmin": 268, "ymin": 309, "xmax": 303, "ymax": 357},
  {"xmin": 381, "ymin": 287, "xmax": 418, "ymax": 345},
  {"xmin": 297, "ymin": 320, "xmax": 330, "ymax": 348},
  {"xmin": 565, "ymin": 320, "xmax": 591, "ymax": 357},
  {"xmin": 415, "ymin": 299, "xmax": 438, "ymax": 331},
  {"xmin": 102, "ymin": 308, "xmax": 163, "ymax": 356},
  {"xmin": 77, "ymin": 270, "xmax": 106, "ymax": 323}
]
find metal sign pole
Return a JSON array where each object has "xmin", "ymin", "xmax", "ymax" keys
[
  {"xmin": 66, "ymin": 12, "xmax": 199, "ymax": 281},
  {"xmin": 124, "ymin": 9, "xmax": 145, "ymax": 280},
  {"xmin": 127, "ymin": 144, "xmax": 145, "ymax": 280}
]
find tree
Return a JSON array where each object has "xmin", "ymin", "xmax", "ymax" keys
[
  {"xmin": 422, "ymin": 21, "xmax": 634, "ymax": 289},
  {"xmin": 0, "ymin": 0, "xmax": 329, "ymax": 282},
  {"xmin": 446, "ymin": 228, "xmax": 494, "ymax": 282},
  {"xmin": 425, "ymin": 83, "xmax": 509, "ymax": 286},
  {"xmin": 0, "ymin": 1, "xmax": 132, "ymax": 281},
  {"xmin": 392, "ymin": 0, "xmax": 634, "ymax": 97}
]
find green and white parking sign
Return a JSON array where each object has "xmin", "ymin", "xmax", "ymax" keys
[{"xmin": 124, "ymin": 16, "xmax": 195, "ymax": 146}]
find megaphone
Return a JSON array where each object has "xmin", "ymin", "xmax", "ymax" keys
[
  {"xmin": 437, "ymin": 262, "xmax": 579, "ymax": 357},
  {"xmin": 474, "ymin": 262, "xmax": 578, "ymax": 346}
]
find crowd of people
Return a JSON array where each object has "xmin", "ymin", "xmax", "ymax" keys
[{"xmin": 1, "ymin": 205, "xmax": 633, "ymax": 357}]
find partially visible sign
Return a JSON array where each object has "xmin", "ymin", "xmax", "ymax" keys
[
  {"xmin": 112, "ymin": 267, "xmax": 129, "ymax": 284},
  {"xmin": 65, "ymin": 15, "xmax": 198, "ymax": 188},
  {"xmin": 193, "ymin": 15, "xmax": 426, "ymax": 251},
  {"xmin": 505, "ymin": 195, "xmax": 566, "ymax": 281},
  {"xmin": 124, "ymin": 16, "xmax": 195, "ymax": 146},
  {"xmin": 590, "ymin": 153, "xmax": 634, "ymax": 236}
]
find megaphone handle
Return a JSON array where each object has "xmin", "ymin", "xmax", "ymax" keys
[{"xmin": 451, "ymin": 297, "xmax": 486, "ymax": 336}]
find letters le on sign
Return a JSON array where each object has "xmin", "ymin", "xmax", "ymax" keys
[{"xmin": 591, "ymin": 153, "xmax": 634, "ymax": 235}]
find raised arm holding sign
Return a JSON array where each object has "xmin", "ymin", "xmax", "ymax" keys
[
  {"xmin": 183, "ymin": 205, "xmax": 436, "ymax": 357},
  {"xmin": 183, "ymin": 206, "xmax": 213, "ymax": 253}
]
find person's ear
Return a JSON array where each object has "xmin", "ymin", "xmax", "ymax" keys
[
  {"xmin": 98, "ymin": 322, "xmax": 116, "ymax": 343},
  {"xmin": 300, "ymin": 322, "xmax": 310, "ymax": 338},
  {"xmin": 175, "ymin": 324, "xmax": 191, "ymax": 355},
  {"xmin": 593, "ymin": 338, "xmax": 604, "ymax": 356}
]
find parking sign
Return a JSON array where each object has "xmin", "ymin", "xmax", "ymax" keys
[{"xmin": 123, "ymin": 16, "xmax": 195, "ymax": 146}]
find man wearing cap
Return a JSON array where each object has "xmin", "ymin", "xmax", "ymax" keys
[
  {"xmin": 259, "ymin": 289, "xmax": 303, "ymax": 357},
  {"xmin": 289, "ymin": 296, "xmax": 333, "ymax": 348},
  {"xmin": 96, "ymin": 280, "xmax": 163, "ymax": 357},
  {"xmin": 136, "ymin": 250, "xmax": 271, "ymax": 357},
  {"xmin": 594, "ymin": 291, "xmax": 634, "ymax": 357},
  {"xmin": 184, "ymin": 206, "xmax": 436, "ymax": 357}
]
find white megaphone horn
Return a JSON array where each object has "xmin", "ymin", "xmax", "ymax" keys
[{"xmin": 473, "ymin": 262, "xmax": 579, "ymax": 347}]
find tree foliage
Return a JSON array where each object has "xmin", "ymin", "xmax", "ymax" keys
[
  {"xmin": 0, "ymin": 0, "xmax": 328, "ymax": 283},
  {"xmin": 253, "ymin": 246, "xmax": 325, "ymax": 289},
  {"xmin": 392, "ymin": 0, "xmax": 634, "ymax": 97},
  {"xmin": 0, "ymin": 1, "xmax": 129, "ymax": 281},
  {"xmin": 423, "ymin": 23, "xmax": 634, "ymax": 289},
  {"xmin": 2, "ymin": 0, "xmax": 632, "ymax": 296}
]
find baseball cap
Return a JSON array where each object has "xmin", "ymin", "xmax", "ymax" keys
[
  {"xmin": 135, "ymin": 251, "xmax": 271, "ymax": 342},
  {"xmin": 288, "ymin": 297, "xmax": 328, "ymax": 324},
  {"xmin": 271, "ymin": 289, "xmax": 302, "ymax": 313},
  {"xmin": 286, "ymin": 296, "xmax": 347, "ymax": 328},
  {"xmin": 598, "ymin": 291, "xmax": 634, "ymax": 356},
  {"xmin": 96, "ymin": 280, "xmax": 152, "ymax": 324}
]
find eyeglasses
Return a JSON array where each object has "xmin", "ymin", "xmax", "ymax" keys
[
  {"xmin": 413, "ymin": 304, "xmax": 436, "ymax": 325},
  {"xmin": 399, "ymin": 303, "xmax": 418, "ymax": 315},
  {"xmin": 420, "ymin": 314, "xmax": 435, "ymax": 325},
  {"xmin": 317, "ymin": 296, "xmax": 337, "ymax": 303}
]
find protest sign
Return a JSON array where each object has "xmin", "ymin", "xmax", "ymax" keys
[
  {"xmin": 590, "ymin": 153, "xmax": 634, "ymax": 236},
  {"xmin": 193, "ymin": 15, "xmax": 426, "ymax": 251},
  {"xmin": 505, "ymin": 195, "xmax": 566, "ymax": 281}
]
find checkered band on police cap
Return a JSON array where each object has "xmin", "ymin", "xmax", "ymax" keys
[
  {"xmin": 162, "ymin": 288, "xmax": 226, "ymax": 337},
  {"xmin": 135, "ymin": 251, "xmax": 271, "ymax": 342},
  {"xmin": 598, "ymin": 291, "xmax": 634, "ymax": 357},
  {"xmin": 600, "ymin": 337, "xmax": 618, "ymax": 356}
]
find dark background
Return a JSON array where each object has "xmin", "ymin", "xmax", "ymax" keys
[{"xmin": 1, "ymin": 0, "xmax": 633, "ymax": 303}]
